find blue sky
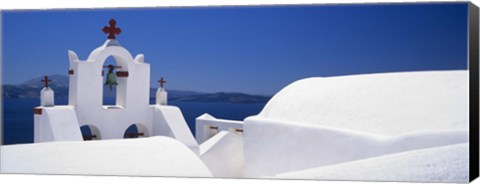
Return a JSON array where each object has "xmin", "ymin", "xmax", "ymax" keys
[{"xmin": 2, "ymin": 3, "xmax": 468, "ymax": 95}]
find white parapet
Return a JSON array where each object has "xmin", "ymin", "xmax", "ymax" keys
[
  {"xmin": 199, "ymin": 131, "xmax": 244, "ymax": 178},
  {"xmin": 33, "ymin": 106, "xmax": 83, "ymax": 143},
  {"xmin": 195, "ymin": 113, "xmax": 244, "ymax": 144},
  {"xmin": 40, "ymin": 87, "xmax": 55, "ymax": 107},
  {"xmin": 152, "ymin": 105, "xmax": 199, "ymax": 154},
  {"xmin": 243, "ymin": 116, "xmax": 468, "ymax": 177}
]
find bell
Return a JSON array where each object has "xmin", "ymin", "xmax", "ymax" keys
[{"xmin": 104, "ymin": 65, "xmax": 118, "ymax": 91}]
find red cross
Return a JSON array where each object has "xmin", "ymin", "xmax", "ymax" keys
[
  {"xmin": 41, "ymin": 76, "xmax": 51, "ymax": 88},
  {"xmin": 102, "ymin": 19, "xmax": 121, "ymax": 39},
  {"xmin": 158, "ymin": 77, "xmax": 166, "ymax": 88}
]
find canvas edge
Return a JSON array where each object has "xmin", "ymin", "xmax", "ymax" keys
[{"xmin": 468, "ymin": 1, "xmax": 479, "ymax": 182}]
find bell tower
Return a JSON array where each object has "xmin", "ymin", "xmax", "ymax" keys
[
  {"xmin": 34, "ymin": 19, "xmax": 198, "ymax": 155},
  {"xmin": 66, "ymin": 19, "xmax": 152, "ymax": 139}
]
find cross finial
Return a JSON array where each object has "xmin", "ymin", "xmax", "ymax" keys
[
  {"xmin": 102, "ymin": 19, "xmax": 121, "ymax": 39},
  {"xmin": 158, "ymin": 77, "xmax": 166, "ymax": 88},
  {"xmin": 41, "ymin": 76, "xmax": 51, "ymax": 88}
]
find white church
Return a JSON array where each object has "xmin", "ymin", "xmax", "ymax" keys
[{"xmin": 0, "ymin": 19, "xmax": 470, "ymax": 183}]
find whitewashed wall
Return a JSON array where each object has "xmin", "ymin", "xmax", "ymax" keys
[
  {"xmin": 199, "ymin": 131, "xmax": 243, "ymax": 177},
  {"xmin": 243, "ymin": 71, "xmax": 469, "ymax": 177},
  {"xmin": 195, "ymin": 113, "xmax": 243, "ymax": 144},
  {"xmin": 67, "ymin": 39, "xmax": 152, "ymax": 139}
]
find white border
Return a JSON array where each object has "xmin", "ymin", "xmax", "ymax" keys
[{"xmin": 0, "ymin": 0, "xmax": 476, "ymax": 10}]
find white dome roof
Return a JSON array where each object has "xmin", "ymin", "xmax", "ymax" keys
[{"xmin": 259, "ymin": 70, "xmax": 468, "ymax": 136}]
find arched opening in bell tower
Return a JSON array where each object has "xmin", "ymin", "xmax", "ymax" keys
[
  {"xmin": 123, "ymin": 123, "xmax": 149, "ymax": 138},
  {"xmin": 102, "ymin": 56, "xmax": 118, "ymax": 106},
  {"xmin": 80, "ymin": 124, "xmax": 101, "ymax": 141},
  {"xmin": 101, "ymin": 55, "xmax": 128, "ymax": 109}
]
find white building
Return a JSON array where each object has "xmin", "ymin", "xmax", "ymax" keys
[
  {"xmin": 0, "ymin": 19, "xmax": 470, "ymax": 183},
  {"xmin": 243, "ymin": 70, "xmax": 469, "ymax": 180},
  {"xmin": 32, "ymin": 19, "xmax": 199, "ymax": 154}
]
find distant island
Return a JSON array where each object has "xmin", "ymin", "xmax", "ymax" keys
[{"xmin": 3, "ymin": 75, "xmax": 271, "ymax": 104}]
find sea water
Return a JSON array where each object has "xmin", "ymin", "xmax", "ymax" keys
[{"xmin": 2, "ymin": 98, "xmax": 265, "ymax": 145}]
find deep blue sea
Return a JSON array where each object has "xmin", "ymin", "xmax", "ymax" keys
[{"xmin": 2, "ymin": 98, "xmax": 265, "ymax": 145}]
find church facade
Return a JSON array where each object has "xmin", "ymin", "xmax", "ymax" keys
[{"xmin": 33, "ymin": 19, "xmax": 199, "ymax": 153}]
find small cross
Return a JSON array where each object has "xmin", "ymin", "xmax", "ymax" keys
[
  {"xmin": 102, "ymin": 19, "xmax": 121, "ymax": 39},
  {"xmin": 41, "ymin": 76, "xmax": 51, "ymax": 88},
  {"xmin": 158, "ymin": 77, "xmax": 166, "ymax": 88}
]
